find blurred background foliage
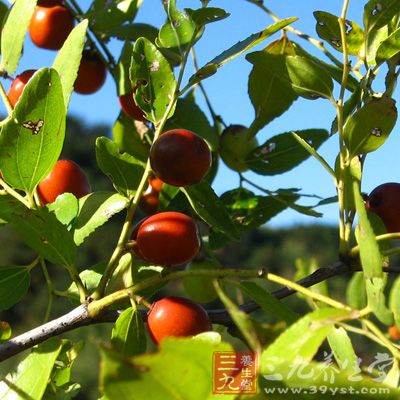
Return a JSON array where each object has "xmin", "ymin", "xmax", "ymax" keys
[{"xmin": 0, "ymin": 116, "xmax": 396, "ymax": 399}]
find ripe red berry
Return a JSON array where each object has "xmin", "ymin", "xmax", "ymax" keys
[
  {"xmin": 118, "ymin": 89, "xmax": 146, "ymax": 122},
  {"xmin": 132, "ymin": 211, "xmax": 200, "ymax": 266},
  {"xmin": 389, "ymin": 326, "xmax": 400, "ymax": 341},
  {"xmin": 150, "ymin": 129, "xmax": 211, "ymax": 187},
  {"xmin": 29, "ymin": 2, "xmax": 74, "ymax": 50},
  {"xmin": 366, "ymin": 183, "xmax": 400, "ymax": 233},
  {"xmin": 37, "ymin": 159, "xmax": 91, "ymax": 205},
  {"xmin": 8, "ymin": 70, "xmax": 36, "ymax": 108},
  {"xmin": 138, "ymin": 176, "xmax": 164, "ymax": 215},
  {"xmin": 74, "ymin": 50, "xmax": 107, "ymax": 95},
  {"xmin": 147, "ymin": 296, "xmax": 212, "ymax": 345}
]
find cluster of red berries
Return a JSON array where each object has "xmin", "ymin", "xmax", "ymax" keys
[{"xmin": 8, "ymin": 0, "xmax": 143, "ymax": 119}]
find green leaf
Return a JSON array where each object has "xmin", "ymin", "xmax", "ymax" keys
[
  {"xmin": 87, "ymin": 0, "xmax": 142, "ymax": 32},
  {"xmin": 112, "ymin": 114, "xmax": 150, "ymax": 163},
  {"xmin": 10, "ymin": 207, "xmax": 77, "ymax": 266},
  {"xmin": 185, "ymin": 7, "xmax": 230, "ymax": 26},
  {"xmin": 108, "ymin": 23, "xmax": 158, "ymax": 42},
  {"xmin": 0, "ymin": 68, "xmax": 66, "ymax": 194},
  {"xmin": 240, "ymin": 281, "xmax": 298, "ymax": 324},
  {"xmin": 314, "ymin": 11, "xmax": 364, "ymax": 56},
  {"xmin": 181, "ymin": 181, "xmax": 240, "ymax": 239},
  {"xmin": 366, "ymin": 277, "xmax": 393, "ymax": 325},
  {"xmin": 327, "ymin": 327, "xmax": 358, "ymax": 373},
  {"xmin": 346, "ymin": 272, "xmax": 367, "ymax": 309},
  {"xmin": 164, "ymin": 96, "xmax": 218, "ymax": 150},
  {"xmin": 220, "ymin": 188, "xmax": 289, "ymax": 230},
  {"xmin": 0, "ymin": 266, "xmax": 30, "ymax": 310},
  {"xmin": 247, "ymin": 129, "xmax": 329, "ymax": 175},
  {"xmin": 390, "ymin": 276, "xmax": 400, "ymax": 330},
  {"xmin": 111, "ymin": 307, "xmax": 146, "ymax": 357},
  {"xmin": 0, "ymin": 338, "xmax": 62, "ymax": 399},
  {"xmin": 366, "ymin": 25, "xmax": 389, "ymax": 66},
  {"xmin": 100, "ymin": 335, "xmax": 233, "ymax": 400},
  {"xmin": 47, "ymin": 193, "xmax": 79, "ymax": 228},
  {"xmin": 74, "ymin": 192, "xmax": 128, "ymax": 245},
  {"xmin": 0, "ymin": 0, "xmax": 36, "ymax": 73},
  {"xmin": 95, "ymin": 137, "xmax": 145, "ymax": 198},
  {"xmin": 53, "ymin": 20, "xmax": 89, "ymax": 108},
  {"xmin": 189, "ymin": 17, "xmax": 297, "ymax": 86},
  {"xmin": 376, "ymin": 27, "xmax": 400, "ymax": 65},
  {"xmin": 157, "ymin": 0, "xmax": 196, "ymax": 58},
  {"xmin": 343, "ymin": 96, "xmax": 397, "ymax": 156},
  {"xmin": 285, "ymin": 55, "xmax": 334, "ymax": 99},
  {"xmin": 364, "ymin": 0, "xmax": 400, "ymax": 33},
  {"xmin": 65, "ymin": 264, "xmax": 105, "ymax": 300},
  {"xmin": 130, "ymin": 37, "xmax": 177, "ymax": 123},
  {"xmin": 248, "ymin": 53, "xmax": 298, "ymax": 136},
  {"xmin": 131, "ymin": 263, "xmax": 166, "ymax": 299},
  {"xmin": 261, "ymin": 308, "xmax": 351, "ymax": 366},
  {"xmin": 115, "ymin": 40, "xmax": 134, "ymax": 95}
]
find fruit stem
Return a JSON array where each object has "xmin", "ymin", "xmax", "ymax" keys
[{"xmin": 0, "ymin": 81, "xmax": 13, "ymax": 116}]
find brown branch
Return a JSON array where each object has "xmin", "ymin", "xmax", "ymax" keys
[{"xmin": 4, "ymin": 260, "xmax": 396, "ymax": 362}]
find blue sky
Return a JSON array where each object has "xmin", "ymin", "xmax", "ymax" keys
[{"xmin": 8, "ymin": 0, "xmax": 400, "ymax": 228}]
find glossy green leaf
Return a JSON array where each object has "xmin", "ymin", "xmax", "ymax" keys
[
  {"xmin": 88, "ymin": 0, "xmax": 142, "ymax": 32},
  {"xmin": 389, "ymin": 276, "xmax": 400, "ymax": 330},
  {"xmin": 164, "ymin": 96, "xmax": 218, "ymax": 150},
  {"xmin": 240, "ymin": 281, "xmax": 298, "ymax": 324},
  {"xmin": 384, "ymin": 360, "xmax": 400, "ymax": 389},
  {"xmin": 112, "ymin": 114, "xmax": 150, "ymax": 163},
  {"xmin": 10, "ymin": 207, "xmax": 77, "ymax": 266},
  {"xmin": 344, "ymin": 96, "xmax": 397, "ymax": 156},
  {"xmin": 0, "ymin": 2, "xmax": 9, "ymax": 54},
  {"xmin": 0, "ymin": 266, "xmax": 30, "ymax": 310},
  {"xmin": 111, "ymin": 307, "xmax": 146, "ymax": 357},
  {"xmin": 366, "ymin": 25, "xmax": 389, "ymax": 66},
  {"xmin": 100, "ymin": 335, "xmax": 233, "ymax": 400},
  {"xmin": 65, "ymin": 264, "xmax": 105, "ymax": 300},
  {"xmin": 0, "ymin": 0, "xmax": 36, "ymax": 73},
  {"xmin": 189, "ymin": 17, "xmax": 297, "ymax": 86},
  {"xmin": 314, "ymin": 11, "xmax": 364, "ymax": 56},
  {"xmin": 261, "ymin": 308, "xmax": 351, "ymax": 366},
  {"xmin": 0, "ymin": 68, "xmax": 66, "ymax": 194},
  {"xmin": 364, "ymin": 0, "xmax": 400, "ymax": 33},
  {"xmin": 108, "ymin": 23, "xmax": 158, "ymax": 42},
  {"xmin": 365, "ymin": 277, "xmax": 393, "ymax": 325},
  {"xmin": 327, "ymin": 327, "xmax": 358, "ymax": 373},
  {"xmin": 185, "ymin": 7, "xmax": 229, "ymax": 26},
  {"xmin": 292, "ymin": 42, "xmax": 360, "ymax": 92},
  {"xmin": 376, "ymin": 27, "xmax": 400, "ymax": 65},
  {"xmin": 157, "ymin": 0, "xmax": 196, "ymax": 58},
  {"xmin": 95, "ymin": 137, "xmax": 145, "ymax": 198},
  {"xmin": 285, "ymin": 55, "xmax": 334, "ymax": 99},
  {"xmin": 53, "ymin": 20, "xmax": 88, "ymax": 108},
  {"xmin": 181, "ymin": 181, "xmax": 240, "ymax": 239},
  {"xmin": 248, "ymin": 53, "xmax": 298, "ymax": 136},
  {"xmin": 47, "ymin": 193, "xmax": 79, "ymax": 228},
  {"xmin": 130, "ymin": 37, "xmax": 177, "ymax": 123},
  {"xmin": 346, "ymin": 272, "xmax": 367, "ymax": 309},
  {"xmin": 0, "ymin": 321, "xmax": 11, "ymax": 343},
  {"xmin": 0, "ymin": 338, "xmax": 62, "ymax": 400},
  {"xmin": 74, "ymin": 192, "xmax": 128, "ymax": 245},
  {"xmin": 247, "ymin": 129, "xmax": 329, "ymax": 175},
  {"xmin": 220, "ymin": 188, "xmax": 290, "ymax": 230},
  {"xmin": 131, "ymin": 263, "xmax": 166, "ymax": 298}
]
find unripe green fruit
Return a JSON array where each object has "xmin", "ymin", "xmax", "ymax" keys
[
  {"xmin": 219, "ymin": 125, "xmax": 258, "ymax": 172},
  {"xmin": 183, "ymin": 260, "xmax": 220, "ymax": 303}
]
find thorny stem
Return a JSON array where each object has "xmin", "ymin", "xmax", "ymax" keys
[{"xmin": 92, "ymin": 27, "xmax": 202, "ymax": 300}]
